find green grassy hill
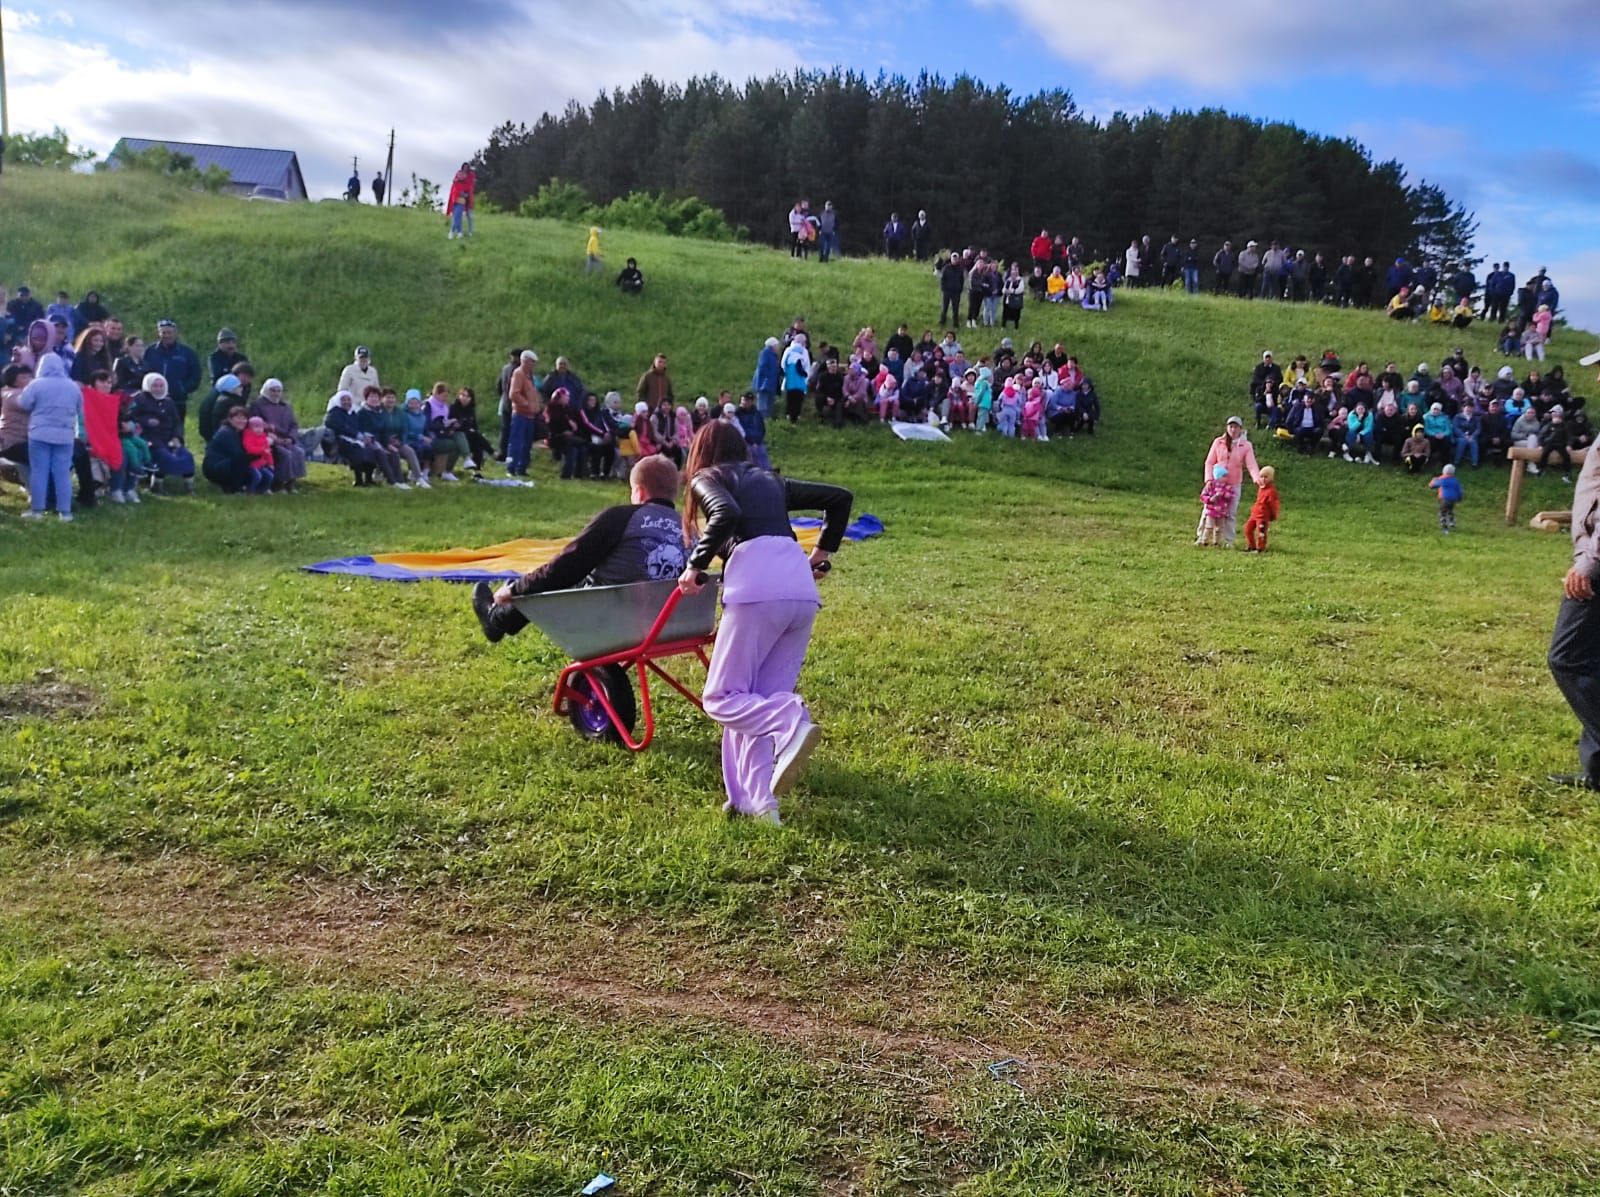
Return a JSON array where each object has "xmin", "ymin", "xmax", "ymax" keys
[{"xmin": 3, "ymin": 168, "xmax": 1599, "ymax": 1193}]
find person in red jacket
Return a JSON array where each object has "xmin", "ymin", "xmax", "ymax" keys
[
  {"xmin": 446, "ymin": 164, "xmax": 477, "ymax": 240},
  {"xmin": 1030, "ymin": 229, "xmax": 1053, "ymax": 274},
  {"xmin": 1243, "ymin": 465, "xmax": 1280, "ymax": 552}
]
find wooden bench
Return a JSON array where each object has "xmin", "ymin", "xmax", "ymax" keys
[{"xmin": 1505, "ymin": 445, "xmax": 1589, "ymax": 525}]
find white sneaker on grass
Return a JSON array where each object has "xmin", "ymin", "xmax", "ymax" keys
[
  {"xmin": 20, "ymin": 510, "xmax": 44, "ymax": 521},
  {"xmin": 772, "ymin": 719, "xmax": 821, "ymax": 797},
  {"xmin": 58, "ymin": 513, "xmax": 74, "ymax": 523},
  {"xmin": 462, "ymin": 458, "xmax": 477, "ymax": 470},
  {"xmin": 393, "ymin": 482, "xmax": 412, "ymax": 491},
  {"xmin": 416, "ymin": 477, "xmax": 432, "ymax": 489},
  {"xmin": 127, "ymin": 489, "xmax": 141, "ymax": 504},
  {"xmin": 109, "ymin": 490, "xmax": 126, "ymax": 504},
  {"xmin": 441, "ymin": 471, "xmax": 459, "ymax": 482}
]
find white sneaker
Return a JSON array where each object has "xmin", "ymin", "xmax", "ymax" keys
[
  {"xmin": 441, "ymin": 472, "xmax": 459, "ymax": 482},
  {"xmin": 1327, "ymin": 451, "xmax": 1336, "ymax": 458},
  {"xmin": 393, "ymin": 482, "xmax": 412, "ymax": 491},
  {"xmin": 127, "ymin": 488, "xmax": 141, "ymax": 504},
  {"xmin": 462, "ymin": 458, "xmax": 477, "ymax": 470},
  {"xmin": 772, "ymin": 719, "xmax": 821, "ymax": 797},
  {"xmin": 416, "ymin": 477, "xmax": 431, "ymax": 489},
  {"xmin": 1364, "ymin": 454, "xmax": 1376, "ymax": 465},
  {"xmin": 109, "ymin": 490, "xmax": 126, "ymax": 504},
  {"xmin": 20, "ymin": 510, "xmax": 44, "ymax": 521},
  {"xmin": 1529, "ymin": 463, "xmax": 1541, "ymax": 475},
  {"xmin": 58, "ymin": 513, "xmax": 74, "ymax": 523}
]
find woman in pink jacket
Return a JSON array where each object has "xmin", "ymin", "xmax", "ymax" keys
[{"xmin": 1197, "ymin": 415, "xmax": 1262, "ymax": 546}]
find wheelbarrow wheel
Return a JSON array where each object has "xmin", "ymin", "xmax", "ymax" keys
[{"xmin": 568, "ymin": 664, "xmax": 637, "ymax": 745}]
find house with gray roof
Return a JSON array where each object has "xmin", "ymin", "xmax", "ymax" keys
[{"xmin": 109, "ymin": 139, "xmax": 309, "ymax": 201}]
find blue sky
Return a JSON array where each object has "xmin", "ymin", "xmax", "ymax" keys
[{"xmin": 6, "ymin": 0, "xmax": 1599, "ymax": 330}]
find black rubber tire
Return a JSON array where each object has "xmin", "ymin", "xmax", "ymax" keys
[{"xmin": 567, "ymin": 664, "xmax": 638, "ymax": 745}]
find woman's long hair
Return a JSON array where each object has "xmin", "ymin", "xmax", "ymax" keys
[{"xmin": 682, "ymin": 420, "xmax": 749, "ymax": 541}]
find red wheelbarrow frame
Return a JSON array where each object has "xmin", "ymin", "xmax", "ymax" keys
[{"xmin": 550, "ymin": 585, "xmax": 714, "ymax": 752}]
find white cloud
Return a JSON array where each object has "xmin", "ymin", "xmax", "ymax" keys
[
  {"xmin": 5, "ymin": 1, "xmax": 807, "ymax": 197},
  {"xmin": 985, "ymin": 0, "xmax": 1600, "ymax": 89}
]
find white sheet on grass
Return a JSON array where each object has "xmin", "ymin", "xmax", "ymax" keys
[{"xmin": 889, "ymin": 421, "xmax": 951, "ymax": 442}]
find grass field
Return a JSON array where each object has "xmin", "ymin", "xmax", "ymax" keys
[{"xmin": 3, "ymin": 168, "xmax": 1600, "ymax": 1194}]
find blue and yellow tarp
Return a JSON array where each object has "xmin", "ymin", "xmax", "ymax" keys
[{"xmin": 303, "ymin": 514, "xmax": 885, "ymax": 583}]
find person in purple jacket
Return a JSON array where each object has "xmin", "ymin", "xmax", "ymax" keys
[{"xmin": 677, "ymin": 421, "xmax": 853, "ymax": 825}]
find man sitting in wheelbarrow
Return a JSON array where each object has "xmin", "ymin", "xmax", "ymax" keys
[{"xmin": 470, "ymin": 455, "xmax": 687, "ymax": 641}]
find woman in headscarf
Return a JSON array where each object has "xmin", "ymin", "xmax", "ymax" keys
[
  {"xmin": 677, "ymin": 421, "xmax": 853, "ymax": 825},
  {"xmin": 14, "ymin": 320, "xmax": 52, "ymax": 371},
  {"xmin": 129, "ymin": 373, "xmax": 196, "ymax": 491},
  {"xmin": 324, "ymin": 390, "xmax": 375, "ymax": 485},
  {"xmin": 249, "ymin": 378, "xmax": 306, "ymax": 491},
  {"xmin": 73, "ymin": 290, "xmax": 110, "ymax": 329}
]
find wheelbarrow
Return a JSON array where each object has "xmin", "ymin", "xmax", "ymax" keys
[{"xmin": 512, "ymin": 577, "xmax": 720, "ymax": 750}]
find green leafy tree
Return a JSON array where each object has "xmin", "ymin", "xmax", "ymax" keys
[
  {"xmin": 110, "ymin": 145, "xmax": 231, "ymax": 193},
  {"xmin": 395, "ymin": 174, "xmax": 443, "ymax": 211},
  {"xmin": 6, "ymin": 127, "xmax": 97, "ymax": 169}
]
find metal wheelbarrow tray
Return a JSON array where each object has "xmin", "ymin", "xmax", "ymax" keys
[{"xmin": 512, "ymin": 578, "xmax": 720, "ymax": 751}]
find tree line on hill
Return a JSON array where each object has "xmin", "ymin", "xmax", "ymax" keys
[{"xmin": 472, "ymin": 71, "xmax": 1478, "ymax": 268}]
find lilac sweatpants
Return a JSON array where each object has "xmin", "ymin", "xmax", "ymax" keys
[{"xmin": 703, "ymin": 599, "xmax": 818, "ymax": 816}]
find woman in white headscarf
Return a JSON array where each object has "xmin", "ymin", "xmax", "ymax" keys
[{"xmin": 250, "ymin": 377, "xmax": 306, "ymax": 491}]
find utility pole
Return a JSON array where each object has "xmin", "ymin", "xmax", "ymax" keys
[
  {"xmin": 384, "ymin": 129, "xmax": 395, "ymax": 207},
  {"xmin": 0, "ymin": 0, "xmax": 12, "ymax": 140}
]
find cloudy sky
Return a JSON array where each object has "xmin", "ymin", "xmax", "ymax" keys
[{"xmin": 6, "ymin": 0, "xmax": 1599, "ymax": 329}]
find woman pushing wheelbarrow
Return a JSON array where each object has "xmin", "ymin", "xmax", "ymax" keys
[{"xmin": 677, "ymin": 422, "xmax": 854, "ymax": 825}]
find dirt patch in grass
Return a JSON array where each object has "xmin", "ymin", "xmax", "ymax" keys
[
  {"xmin": 0, "ymin": 671, "xmax": 98, "ymax": 719},
  {"xmin": 12, "ymin": 853, "xmax": 1596, "ymax": 1146}
]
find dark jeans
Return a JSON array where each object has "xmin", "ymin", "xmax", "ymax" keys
[
  {"xmin": 1550, "ymin": 596, "xmax": 1600, "ymax": 782},
  {"xmin": 784, "ymin": 388, "xmax": 807, "ymax": 424},
  {"xmin": 588, "ymin": 441, "xmax": 616, "ymax": 479},
  {"xmin": 1214, "ymin": 272, "xmax": 1232, "ymax": 294},
  {"xmin": 1540, "ymin": 446, "xmax": 1573, "ymax": 474},
  {"xmin": 1001, "ymin": 303, "xmax": 1022, "ymax": 328},
  {"xmin": 204, "ymin": 460, "xmax": 251, "ymax": 493},
  {"xmin": 940, "ymin": 293, "xmax": 961, "ymax": 325}
]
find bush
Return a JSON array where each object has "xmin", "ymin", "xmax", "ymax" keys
[
  {"xmin": 517, "ymin": 178, "xmax": 743, "ymax": 242},
  {"xmin": 5, "ymin": 127, "xmax": 97, "ymax": 170},
  {"xmin": 108, "ymin": 145, "xmax": 232, "ymax": 193}
]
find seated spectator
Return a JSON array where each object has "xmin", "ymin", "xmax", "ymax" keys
[
  {"xmin": 876, "ymin": 372, "xmax": 900, "ymax": 422},
  {"xmin": 1343, "ymin": 402, "xmax": 1376, "ymax": 464},
  {"xmin": 1, "ymin": 363, "xmax": 35, "ymax": 490},
  {"xmin": 70, "ymin": 328, "xmax": 113, "ymax": 384},
  {"xmin": 1451, "ymin": 297, "xmax": 1475, "ymax": 329},
  {"xmin": 113, "ymin": 336, "xmax": 148, "ymax": 393},
  {"xmin": 1028, "ymin": 266, "xmax": 1048, "ymax": 301},
  {"xmin": 380, "ymin": 388, "xmax": 426, "ymax": 486},
  {"xmin": 250, "ymin": 378, "xmax": 307, "ymax": 492},
  {"xmin": 1423, "ymin": 402, "xmax": 1453, "ymax": 463},
  {"xmin": 1453, "ymin": 403, "xmax": 1481, "ymax": 467},
  {"xmin": 1082, "ymin": 270, "xmax": 1111, "ymax": 310},
  {"xmin": 1046, "ymin": 267, "xmax": 1067, "ymax": 302},
  {"xmin": 14, "ymin": 319, "xmax": 52, "ymax": 371},
  {"xmin": 630, "ymin": 401, "xmax": 656, "ymax": 458},
  {"xmin": 1400, "ymin": 424, "xmax": 1430, "ymax": 473},
  {"xmin": 615, "ymin": 258, "xmax": 644, "ymax": 294},
  {"xmin": 73, "ymin": 290, "xmax": 110, "ymax": 330},
  {"xmin": 1469, "ymin": 398, "xmax": 1506, "ymax": 465},
  {"xmin": 129, "ymin": 373, "xmax": 196, "ymax": 492},
  {"xmin": 425, "ymin": 384, "xmax": 469, "ymax": 480},
  {"xmin": 81, "ymin": 368, "xmax": 129, "ymax": 502},
  {"xmin": 210, "ymin": 329, "xmax": 246, "ymax": 382},
  {"xmin": 1286, "ymin": 386, "xmax": 1323, "ymax": 454},
  {"xmin": 692, "ymin": 395, "xmax": 713, "ymax": 431},
  {"xmin": 547, "ymin": 387, "xmax": 583, "ymax": 478},
  {"xmin": 203, "ymin": 406, "xmax": 254, "ymax": 493},
  {"xmin": 120, "ymin": 407, "xmax": 152, "ymax": 498},
  {"xmin": 841, "ymin": 362, "xmax": 871, "ymax": 424},
  {"xmin": 649, "ymin": 395, "xmax": 682, "ymax": 467},
  {"xmin": 355, "ymin": 389, "xmax": 409, "ymax": 488},
  {"xmin": 1539, "ymin": 406, "xmax": 1574, "ymax": 481},
  {"xmin": 1325, "ymin": 405, "xmax": 1349, "ymax": 456},
  {"xmin": 577, "ymin": 390, "xmax": 618, "ymax": 480},
  {"xmin": 324, "ymin": 391, "xmax": 376, "ymax": 485},
  {"xmin": 451, "ymin": 386, "xmax": 494, "ymax": 471},
  {"xmin": 197, "ymin": 373, "xmax": 246, "ymax": 442},
  {"xmin": 901, "ymin": 366, "xmax": 932, "ymax": 422},
  {"xmin": 242, "ymin": 416, "xmax": 276, "ymax": 494},
  {"xmin": 1387, "ymin": 288, "xmax": 1415, "ymax": 320}
]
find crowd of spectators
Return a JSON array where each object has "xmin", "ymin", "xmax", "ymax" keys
[{"xmin": 1248, "ymin": 346, "xmax": 1589, "ymax": 482}]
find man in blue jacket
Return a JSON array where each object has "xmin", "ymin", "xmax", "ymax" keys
[
  {"xmin": 142, "ymin": 319, "xmax": 203, "ymax": 431},
  {"xmin": 882, "ymin": 213, "xmax": 907, "ymax": 259},
  {"xmin": 751, "ymin": 337, "xmax": 781, "ymax": 417}
]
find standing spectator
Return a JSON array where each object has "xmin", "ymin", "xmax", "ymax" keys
[
  {"xmin": 1181, "ymin": 239, "xmax": 1201, "ymax": 294},
  {"xmin": 345, "ymin": 170, "xmax": 361, "ymax": 201},
  {"xmin": 496, "ymin": 347, "xmax": 522, "ymax": 462},
  {"xmin": 1159, "ymin": 236, "xmax": 1182, "ymax": 289},
  {"xmin": 1547, "ymin": 440, "xmax": 1600, "ymax": 790},
  {"xmin": 142, "ymin": 319, "xmax": 203, "ymax": 432},
  {"xmin": 1333, "ymin": 255, "xmax": 1356, "ymax": 307},
  {"xmin": 1199, "ymin": 416, "xmax": 1262, "ymax": 546},
  {"xmin": 16, "ymin": 355, "xmax": 84, "ymax": 522},
  {"xmin": 1385, "ymin": 257, "xmax": 1414, "ymax": 301},
  {"xmin": 1030, "ymin": 229, "xmax": 1053, "ymax": 274},
  {"xmin": 542, "ymin": 355, "xmax": 587, "ymax": 409},
  {"xmin": 752, "ymin": 337, "xmax": 781, "ymax": 418},
  {"xmin": 1309, "ymin": 253, "xmax": 1329, "ymax": 302},
  {"xmin": 336, "ymin": 345, "xmax": 380, "ymax": 408},
  {"xmin": 1001, "ymin": 263, "xmax": 1026, "ymax": 329},
  {"xmin": 1355, "ymin": 257, "xmax": 1379, "ymax": 307},
  {"xmin": 781, "ymin": 336, "xmax": 811, "ymax": 424},
  {"xmin": 1212, "ymin": 241, "xmax": 1235, "ymax": 294},
  {"xmin": 1235, "ymin": 241, "xmax": 1261, "ymax": 298},
  {"xmin": 636, "ymin": 351, "xmax": 675, "ymax": 417},
  {"xmin": 882, "ymin": 212, "xmax": 908, "ymax": 259},
  {"xmin": 938, "ymin": 254, "xmax": 966, "ymax": 327},
  {"xmin": 371, "ymin": 172, "xmax": 386, "ymax": 204},
  {"xmin": 1289, "ymin": 251, "xmax": 1311, "ymax": 302},
  {"xmin": 209, "ymin": 328, "xmax": 245, "ymax": 382},
  {"xmin": 1124, "ymin": 239, "xmax": 1142, "ymax": 288},
  {"xmin": 787, "ymin": 201, "xmax": 809, "ymax": 258},
  {"xmin": 817, "ymin": 201, "xmax": 840, "ymax": 263},
  {"xmin": 910, "ymin": 210, "xmax": 933, "ymax": 260},
  {"xmin": 506, "ymin": 350, "xmax": 542, "ymax": 477},
  {"xmin": 1259, "ymin": 241, "xmax": 1287, "ymax": 299}
]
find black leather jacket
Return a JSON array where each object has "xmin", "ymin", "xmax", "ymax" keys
[{"xmin": 687, "ymin": 462, "xmax": 853, "ymax": 572}]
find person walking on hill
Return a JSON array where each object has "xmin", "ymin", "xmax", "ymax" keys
[{"xmin": 1198, "ymin": 416, "xmax": 1262, "ymax": 546}]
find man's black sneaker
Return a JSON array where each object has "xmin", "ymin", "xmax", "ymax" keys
[
  {"xmin": 472, "ymin": 582, "xmax": 504, "ymax": 643},
  {"xmin": 1546, "ymin": 773, "xmax": 1600, "ymax": 790}
]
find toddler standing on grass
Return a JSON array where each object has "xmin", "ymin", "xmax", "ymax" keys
[
  {"xmin": 1243, "ymin": 465, "xmax": 1279, "ymax": 551},
  {"xmin": 1198, "ymin": 464, "xmax": 1236, "ymax": 547},
  {"xmin": 1429, "ymin": 463, "xmax": 1463, "ymax": 534}
]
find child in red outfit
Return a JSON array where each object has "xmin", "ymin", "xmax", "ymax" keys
[
  {"xmin": 1243, "ymin": 465, "xmax": 1279, "ymax": 551},
  {"xmin": 242, "ymin": 416, "xmax": 276, "ymax": 495}
]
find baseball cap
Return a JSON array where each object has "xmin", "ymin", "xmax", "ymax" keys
[
  {"xmin": 355, "ymin": 345, "xmax": 370, "ymax": 356},
  {"xmin": 1226, "ymin": 415, "xmax": 1244, "ymax": 427},
  {"xmin": 217, "ymin": 328, "xmax": 237, "ymax": 343}
]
